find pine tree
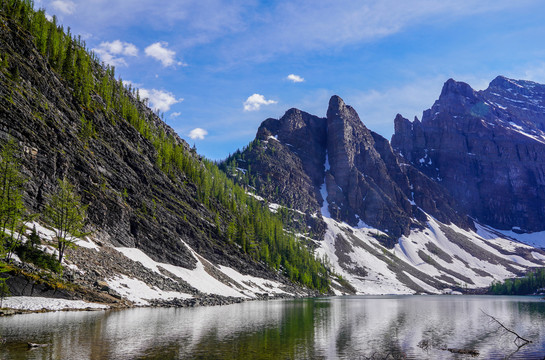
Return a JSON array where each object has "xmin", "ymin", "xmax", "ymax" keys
[
  {"xmin": 0, "ymin": 139, "xmax": 27, "ymax": 259},
  {"xmin": 43, "ymin": 178, "xmax": 88, "ymax": 263}
]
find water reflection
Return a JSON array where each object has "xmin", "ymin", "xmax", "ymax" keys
[{"xmin": 1, "ymin": 296, "xmax": 544, "ymax": 359}]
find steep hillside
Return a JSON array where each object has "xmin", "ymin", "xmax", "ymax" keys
[
  {"xmin": 0, "ymin": 0, "xmax": 331, "ymax": 306},
  {"xmin": 225, "ymin": 93, "xmax": 545, "ymax": 294}
]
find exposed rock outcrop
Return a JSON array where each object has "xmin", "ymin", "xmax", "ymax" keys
[{"xmin": 392, "ymin": 76, "xmax": 545, "ymax": 232}]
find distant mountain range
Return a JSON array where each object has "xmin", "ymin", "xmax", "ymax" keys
[{"xmin": 225, "ymin": 77, "xmax": 545, "ymax": 294}]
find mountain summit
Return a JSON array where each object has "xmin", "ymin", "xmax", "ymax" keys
[
  {"xmin": 227, "ymin": 95, "xmax": 470, "ymax": 244},
  {"xmin": 226, "ymin": 84, "xmax": 545, "ymax": 294},
  {"xmin": 392, "ymin": 76, "xmax": 545, "ymax": 232}
]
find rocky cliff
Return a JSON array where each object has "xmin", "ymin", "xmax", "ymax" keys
[
  {"xmin": 225, "ymin": 88, "xmax": 545, "ymax": 295},
  {"xmin": 392, "ymin": 76, "xmax": 545, "ymax": 233},
  {"xmin": 226, "ymin": 95, "xmax": 471, "ymax": 244}
]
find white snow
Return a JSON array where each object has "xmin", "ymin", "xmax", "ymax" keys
[
  {"xmin": 107, "ymin": 275, "xmax": 192, "ymax": 306},
  {"xmin": 75, "ymin": 236, "xmax": 100, "ymax": 251},
  {"xmin": 114, "ymin": 240, "xmax": 291, "ymax": 302},
  {"xmin": 403, "ymin": 271, "xmax": 439, "ymax": 294},
  {"xmin": 245, "ymin": 191, "xmax": 264, "ymax": 201},
  {"xmin": 320, "ymin": 153, "xmax": 331, "ymax": 218},
  {"xmin": 489, "ymin": 227, "xmax": 545, "ymax": 249},
  {"xmin": 2, "ymin": 296, "xmax": 108, "ymax": 311},
  {"xmin": 218, "ymin": 265, "xmax": 287, "ymax": 295},
  {"xmin": 315, "ymin": 210, "xmax": 545, "ymax": 295},
  {"xmin": 315, "ymin": 217, "xmax": 412, "ymax": 295}
]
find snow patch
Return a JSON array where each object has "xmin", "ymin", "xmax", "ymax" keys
[
  {"xmin": 2, "ymin": 296, "xmax": 108, "ymax": 311},
  {"xmin": 320, "ymin": 153, "xmax": 331, "ymax": 218},
  {"xmin": 114, "ymin": 241, "xmax": 292, "ymax": 302}
]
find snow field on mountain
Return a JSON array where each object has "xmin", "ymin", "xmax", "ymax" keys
[
  {"xmin": 112, "ymin": 240, "xmax": 289, "ymax": 304},
  {"xmin": 314, "ymin": 213, "xmax": 545, "ymax": 295}
]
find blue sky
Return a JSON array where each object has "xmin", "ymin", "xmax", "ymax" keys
[{"xmin": 36, "ymin": 0, "xmax": 545, "ymax": 160}]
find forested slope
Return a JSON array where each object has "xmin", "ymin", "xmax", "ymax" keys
[{"xmin": 0, "ymin": 0, "xmax": 331, "ymax": 300}]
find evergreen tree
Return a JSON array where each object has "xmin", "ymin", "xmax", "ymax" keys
[
  {"xmin": 43, "ymin": 178, "xmax": 88, "ymax": 263},
  {"xmin": 0, "ymin": 139, "xmax": 27, "ymax": 259}
]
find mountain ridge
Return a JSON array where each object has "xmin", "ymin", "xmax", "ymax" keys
[
  {"xmin": 225, "ymin": 78, "xmax": 545, "ymax": 294},
  {"xmin": 392, "ymin": 76, "xmax": 545, "ymax": 232}
]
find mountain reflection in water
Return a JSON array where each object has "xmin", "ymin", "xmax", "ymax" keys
[{"xmin": 1, "ymin": 295, "xmax": 544, "ymax": 359}]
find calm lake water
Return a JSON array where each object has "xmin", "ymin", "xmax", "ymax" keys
[{"xmin": 1, "ymin": 295, "xmax": 544, "ymax": 359}]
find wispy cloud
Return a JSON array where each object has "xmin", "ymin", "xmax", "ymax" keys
[
  {"xmin": 243, "ymin": 94, "xmax": 277, "ymax": 111},
  {"xmin": 170, "ymin": 112, "xmax": 182, "ymax": 118},
  {"xmin": 287, "ymin": 74, "xmax": 304, "ymax": 83},
  {"xmin": 51, "ymin": 0, "xmax": 75, "ymax": 15},
  {"xmin": 521, "ymin": 62, "xmax": 545, "ymax": 84},
  {"xmin": 92, "ymin": 40, "xmax": 138, "ymax": 67},
  {"xmin": 140, "ymin": 88, "xmax": 183, "ymax": 112},
  {"xmin": 216, "ymin": 0, "xmax": 530, "ymax": 63},
  {"xmin": 189, "ymin": 128, "xmax": 208, "ymax": 140},
  {"xmin": 145, "ymin": 42, "xmax": 185, "ymax": 67}
]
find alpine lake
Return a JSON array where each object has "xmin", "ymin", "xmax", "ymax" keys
[{"xmin": 1, "ymin": 295, "xmax": 544, "ymax": 359}]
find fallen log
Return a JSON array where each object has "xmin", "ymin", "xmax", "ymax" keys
[{"xmin": 481, "ymin": 309, "xmax": 532, "ymax": 349}]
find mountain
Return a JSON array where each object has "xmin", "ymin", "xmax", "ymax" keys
[
  {"xmin": 0, "ymin": 1, "xmax": 332, "ymax": 307},
  {"xmin": 392, "ymin": 76, "xmax": 545, "ymax": 233},
  {"xmin": 225, "ymin": 96, "xmax": 472, "ymax": 244},
  {"xmin": 2, "ymin": 1, "xmax": 545, "ymax": 302},
  {"xmin": 226, "ymin": 84, "xmax": 545, "ymax": 294}
]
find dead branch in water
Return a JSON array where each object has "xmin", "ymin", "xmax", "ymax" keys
[{"xmin": 481, "ymin": 309, "xmax": 532, "ymax": 349}]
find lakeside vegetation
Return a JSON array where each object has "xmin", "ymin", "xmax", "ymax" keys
[
  {"xmin": 0, "ymin": 0, "xmax": 330, "ymax": 292},
  {"xmin": 489, "ymin": 268, "xmax": 545, "ymax": 295}
]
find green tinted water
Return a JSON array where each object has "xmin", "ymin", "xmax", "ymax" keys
[{"xmin": 1, "ymin": 295, "xmax": 544, "ymax": 359}]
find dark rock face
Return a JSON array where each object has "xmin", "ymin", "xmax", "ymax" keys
[
  {"xmin": 325, "ymin": 96, "xmax": 413, "ymax": 237},
  {"xmin": 229, "ymin": 96, "xmax": 471, "ymax": 245},
  {"xmin": 252, "ymin": 108, "xmax": 327, "ymax": 213},
  {"xmin": 392, "ymin": 76, "xmax": 545, "ymax": 232}
]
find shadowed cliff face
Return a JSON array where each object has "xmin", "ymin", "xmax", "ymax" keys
[
  {"xmin": 392, "ymin": 76, "xmax": 545, "ymax": 232},
  {"xmin": 229, "ymin": 96, "xmax": 471, "ymax": 245}
]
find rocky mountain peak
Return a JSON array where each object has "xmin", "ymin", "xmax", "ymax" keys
[
  {"xmin": 238, "ymin": 95, "xmax": 472, "ymax": 243},
  {"xmin": 440, "ymin": 78, "xmax": 476, "ymax": 99},
  {"xmin": 488, "ymin": 75, "xmax": 534, "ymax": 93},
  {"xmin": 393, "ymin": 76, "xmax": 545, "ymax": 232},
  {"xmin": 326, "ymin": 95, "xmax": 344, "ymax": 116},
  {"xmin": 425, "ymin": 79, "xmax": 480, "ymax": 119}
]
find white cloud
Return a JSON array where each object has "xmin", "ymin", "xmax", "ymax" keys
[
  {"xmin": 145, "ymin": 42, "xmax": 185, "ymax": 67},
  {"xmin": 140, "ymin": 88, "xmax": 183, "ymax": 112},
  {"xmin": 189, "ymin": 128, "xmax": 208, "ymax": 140},
  {"xmin": 243, "ymin": 94, "xmax": 277, "ymax": 111},
  {"xmin": 214, "ymin": 0, "xmax": 530, "ymax": 63},
  {"xmin": 51, "ymin": 0, "xmax": 75, "ymax": 15},
  {"xmin": 92, "ymin": 40, "xmax": 138, "ymax": 67},
  {"xmin": 287, "ymin": 74, "xmax": 304, "ymax": 83},
  {"xmin": 170, "ymin": 112, "xmax": 182, "ymax": 118},
  {"xmin": 522, "ymin": 62, "xmax": 545, "ymax": 84}
]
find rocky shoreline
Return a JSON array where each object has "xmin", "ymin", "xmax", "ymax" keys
[{"xmin": 0, "ymin": 290, "xmax": 313, "ymax": 317}]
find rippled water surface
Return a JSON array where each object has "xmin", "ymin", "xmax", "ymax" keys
[{"xmin": 1, "ymin": 295, "xmax": 545, "ymax": 359}]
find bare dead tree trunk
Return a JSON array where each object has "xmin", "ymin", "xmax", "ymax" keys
[{"xmin": 481, "ymin": 309, "xmax": 532, "ymax": 349}]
